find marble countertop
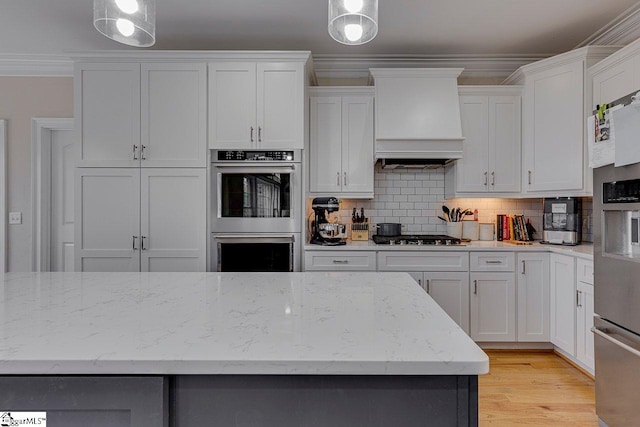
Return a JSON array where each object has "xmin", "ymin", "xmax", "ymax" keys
[
  {"xmin": 0, "ymin": 272, "xmax": 488, "ymax": 376},
  {"xmin": 305, "ymin": 241, "xmax": 594, "ymax": 259}
]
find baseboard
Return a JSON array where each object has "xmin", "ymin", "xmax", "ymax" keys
[
  {"xmin": 478, "ymin": 342, "xmax": 554, "ymax": 350},
  {"xmin": 553, "ymin": 349, "xmax": 595, "ymax": 381}
]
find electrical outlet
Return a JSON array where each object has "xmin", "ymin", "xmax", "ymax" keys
[{"xmin": 9, "ymin": 212, "xmax": 22, "ymax": 225}]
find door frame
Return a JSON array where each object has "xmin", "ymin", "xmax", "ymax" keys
[
  {"xmin": 31, "ymin": 118, "xmax": 74, "ymax": 271},
  {"xmin": 0, "ymin": 120, "xmax": 7, "ymax": 273}
]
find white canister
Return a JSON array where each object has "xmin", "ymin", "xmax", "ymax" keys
[
  {"xmin": 446, "ymin": 222, "xmax": 463, "ymax": 239},
  {"xmin": 479, "ymin": 223, "xmax": 495, "ymax": 241},
  {"xmin": 462, "ymin": 221, "xmax": 479, "ymax": 240}
]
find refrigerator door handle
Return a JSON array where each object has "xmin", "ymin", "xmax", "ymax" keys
[{"xmin": 592, "ymin": 326, "xmax": 640, "ymax": 359}]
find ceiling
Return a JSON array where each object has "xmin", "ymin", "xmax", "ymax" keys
[{"xmin": 0, "ymin": 0, "xmax": 638, "ymax": 57}]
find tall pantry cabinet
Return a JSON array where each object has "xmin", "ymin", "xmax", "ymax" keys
[{"xmin": 74, "ymin": 60, "xmax": 207, "ymax": 272}]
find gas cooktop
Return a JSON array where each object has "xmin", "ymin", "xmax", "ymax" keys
[{"xmin": 372, "ymin": 234, "xmax": 463, "ymax": 246}]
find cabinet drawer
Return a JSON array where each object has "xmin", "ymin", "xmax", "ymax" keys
[
  {"xmin": 470, "ymin": 252, "xmax": 515, "ymax": 272},
  {"xmin": 577, "ymin": 258, "xmax": 594, "ymax": 285},
  {"xmin": 304, "ymin": 251, "xmax": 376, "ymax": 271},
  {"xmin": 377, "ymin": 252, "xmax": 469, "ymax": 272}
]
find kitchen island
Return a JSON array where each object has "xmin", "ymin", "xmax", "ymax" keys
[{"xmin": 0, "ymin": 272, "xmax": 488, "ymax": 426}]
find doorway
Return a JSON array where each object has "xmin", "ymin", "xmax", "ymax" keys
[{"xmin": 31, "ymin": 118, "xmax": 75, "ymax": 272}]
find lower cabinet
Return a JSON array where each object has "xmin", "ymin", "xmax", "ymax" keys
[
  {"xmin": 550, "ymin": 253, "xmax": 576, "ymax": 355},
  {"xmin": 517, "ymin": 253, "xmax": 550, "ymax": 342},
  {"xmin": 470, "ymin": 272, "xmax": 516, "ymax": 341},
  {"xmin": 576, "ymin": 281, "xmax": 595, "ymax": 371},
  {"xmin": 76, "ymin": 168, "xmax": 207, "ymax": 272},
  {"xmin": 408, "ymin": 272, "xmax": 470, "ymax": 334}
]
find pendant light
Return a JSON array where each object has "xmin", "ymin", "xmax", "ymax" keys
[
  {"xmin": 94, "ymin": 0, "xmax": 156, "ymax": 47},
  {"xmin": 328, "ymin": 0, "xmax": 378, "ymax": 45}
]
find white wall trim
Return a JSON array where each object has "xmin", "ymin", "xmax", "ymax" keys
[
  {"xmin": 0, "ymin": 54, "xmax": 74, "ymax": 77},
  {"xmin": 0, "ymin": 120, "xmax": 6, "ymax": 273},
  {"xmin": 576, "ymin": 2, "xmax": 640, "ymax": 48},
  {"xmin": 31, "ymin": 118, "xmax": 74, "ymax": 272}
]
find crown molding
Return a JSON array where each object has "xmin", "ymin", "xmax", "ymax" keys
[
  {"xmin": 0, "ymin": 54, "xmax": 73, "ymax": 77},
  {"xmin": 312, "ymin": 53, "xmax": 551, "ymax": 81},
  {"xmin": 576, "ymin": 2, "xmax": 640, "ymax": 48}
]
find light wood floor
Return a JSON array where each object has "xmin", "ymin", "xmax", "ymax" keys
[{"xmin": 480, "ymin": 351, "xmax": 597, "ymax": 426}]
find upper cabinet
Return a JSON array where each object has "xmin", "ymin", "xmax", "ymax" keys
[
  {"xmin": 75, "ymin": 61, "xmax": 207, "ymax": 168},
  {"xmin": 504, "ymin": 46, "xmax": 620, "ymax": 196},
  {"xmin": 590, "ymin": 38, "xmax": 640, "ymax": 108},
  {"xmin": 309, "ymin": 88, "xmax": 374, "ymax": 198},
  {"xmin": 447, "ymin": 86, "xmax": 521, "ymax": 196},
  {"xmin": 209, "ymin": 61, "xmax": 305, "ymax": 150}
]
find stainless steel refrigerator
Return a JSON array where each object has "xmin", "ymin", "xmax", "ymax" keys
[{"xmin": 594, "ymin": 163, "xmax": 640, "ymax": 427}]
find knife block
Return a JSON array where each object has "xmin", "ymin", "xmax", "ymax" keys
[{"xmin": 350, "ymin": 221, "xmax": 369, "ymax": 241}]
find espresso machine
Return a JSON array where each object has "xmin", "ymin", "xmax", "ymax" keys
[
  {"xmin": 310, "ymin": 197, "xmax": 347, "ymax": 246},
  {"xmin": 541, "ymin": 197, "xmax": 582, "ymax": 245}
]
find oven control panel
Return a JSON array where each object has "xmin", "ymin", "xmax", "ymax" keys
[
  {"xmin": 217, "ymin": 151, "xmax": 295, "ymax": 161},
  {"xmin": 604, "ymin": 179, "xmax": 640, "ymax": 203}
]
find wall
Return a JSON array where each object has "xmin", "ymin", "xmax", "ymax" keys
[
  {"xmin": 313, "ymin": 164, "xmax": 593, "ymax": 243},
  {"xmin": 0, "ymin": 76, "xmax": 74, "ymax": 271}
]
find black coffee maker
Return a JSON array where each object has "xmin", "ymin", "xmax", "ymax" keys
[{"xmin": 310, "ymin": 197, "xmax": 347, "ymax": 246}]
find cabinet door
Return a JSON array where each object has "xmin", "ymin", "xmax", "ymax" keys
[
  {"xmin": 256, "ymin": 62, "xmax": 304, "ymax": 149},
  {"xmin": 517, "ymin": 253, "xmax": 550, "ymax": 342},
  {"xmin": 470, "ymin": 272, "xmax": 516, "ymax": 341},
  {"xmin": 457, "ymin": 95, "xmax": 490, "ymax": 193},
  {"xmin": 424, "ymin": 272, "xmax": 470, "ymax": 334},
  {"xmin": 75, "ymin": 63, "xmax": 140, "ymax": 167},
  {"xmin": 140, "ymin": 169, "xmax": 207, "ymax": 272},
  {"xmin": 406, "ymin": 272, "xmax": 425, "ymax": 290},
  {"xmin": 523, "ymin": 61, "xmax": 584, "ymax": 192},
  {"xmin": 342, "ymin": 96, "xmax": 374, "ymax": 194},
  {"xmin": 75, "ymin": 168, "xmax": 140, "ymax": 272},
  {"xmin": 309, "ymin": 97, "xmax": 343, "ymax": 193},
  {"xmin": 550, "ymin": 253, "xmax": 576, "ymax": 355},
  {"xmin": 576, "ymin": 281, "xmax": 595, "ymax": 372},
  {"xmin": 490, "ymin": 95, "xmax": 521, "ymax": 193},
  {"xmin": 209, "ymin": 62, "xmax": 256, "ymax": 149},
  {"xmin": 141, "ymin": 63, "xmax": 207, "ymax": 167},
  {"xmin": 592, "ymin": 56, "xmax": 637, "ymax": 107}
]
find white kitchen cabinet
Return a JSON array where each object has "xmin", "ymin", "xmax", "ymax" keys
[
  {"xmin": 75, "ymin": 168, "xmax": 141, "ymax": 272},
  {"xmin": 309, "ymin": 88, "xmax": 374, "ymax": 198},
  {"xmin": 76, "ymin": 168, "xmax": 206, "ymax": 272},
  {"xmin": 576, "ymin": 281, "xmax": 595, "ymax": 373},
  {"xmin": 470, "ymin": 272, "xmax": 517, "ymax": 341},
  {"xmin": 590, "ymin": 37, "xmax": 640, "ymax": 108},
  {"xmin": 75, "ymin": 63, "xmax": 141, "ymax": 167},
  {"xmin": 505, "ymin": 46, "xmax": 618, "ymax": 196},
  {"xmin": 550, "ymin": 253, "xmax": 576, "ymax": 355},
  {"xmin": 141, "ymin": 63, "xmax": 207, "ymax": 167},
  {"xmin": 209, "ymin": 61, "xmax": 304, "ymax": 149},
  {"xmin": 424, "ymin": 272, "xmax": 470, "ymax": 334},
  {"xmin": 517, "ymin": 253, "xmax": 550, "ymax": 342},
  {"xmin": 75, "ymin": 62, "xmax": 207, "ymax": 167},
  {"xmin": 140, "ymin": 169, "xmax": 207, "ymax": 272},
  {"xmin": 304, "ymin": 251, "xmax": 376, "ymax": 271},
  {"xmin": 454, "ymin": 88, "xmax": 521, "ymax": 194}
]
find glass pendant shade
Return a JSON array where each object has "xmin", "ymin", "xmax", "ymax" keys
[
  {"xmin": 94, "ymin": 0, "xmax": 156, "ymax": 47},
  {"xmin": 328, "ymin": 0, "xmax": 378, "ymax": 45}
]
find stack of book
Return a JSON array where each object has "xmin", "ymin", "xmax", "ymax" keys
[{"xmin": 496, "ymin": 214, "xmax": 532, "ymax": 242}]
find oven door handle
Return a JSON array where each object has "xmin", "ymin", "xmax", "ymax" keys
[
  {"xmin": 592, "ymin": 326, "xmax": 640, "ymax": 359},
  {"xmin": 213, "ymin": 163, "xmax": 296, "ymax": 170},
  {"xmin": 213, "ymin": 234, "xmax": 296, "ymax": 243}
]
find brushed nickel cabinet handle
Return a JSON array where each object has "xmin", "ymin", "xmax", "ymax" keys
[
  {"xmin": 418, "ymin": 279, "xmax": 422, "ymax": 289},
  {"xmin": 141, "ymin": 145, "xmax": 147, "ymax": 160},
  {"xmin": 133, "ymin": 145, "xmax": 138, "ymax": 160},
  {"xmin": 485, "ymin": 260, "xmax": 503, "ymax": 264},
  {"xmin": 344, "ymin": 172, "xmax": 347, "ymax": 187},
  {"xmin": 258, "ymin": 126, "xmax": 262, "ymax": 143},
  {"xmin": 528, "ymin": 170, "xmax": 532, "ymax": 185},
  {"xmin": 250, "ymin": 126, "xmax": 254, "ymax": 143},
  {"xmin": 484, "ymin": 171, "xmax": 488, "ymax": 186},
  {"xmin": 141, "ymin": 236, "xmax": 147, "ymax": 251},
  {"xmin": 491, "ymin": 171, "xmax": 495, "ymax": 186},
  {"xmin": 337, "ymin": 171, "xmax": 340, "ymax": 186},
  {"xmin": 522, "ymin": 260, "xmax": 526, "ymax": 275},
  {"xmin": 132, "ymin": 235, "xmax": 138, "ymax": 250},
  {"xmin": 474, "ymin": 280, "xmax": 478, "ymax": 295},
  {"xmin": 576, "ymin": 290, "xmax": 582, "ymax": 307},
  {"xmin": 426, "ymin": 279, "xmax": 430, "ymax": 294},
  {"xmin": 332, "ymin": 260, "xmax": 348, "ymax": 264}
]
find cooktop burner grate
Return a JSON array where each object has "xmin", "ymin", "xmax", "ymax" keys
[{"xmin": 372, "ymin": 234, "xmax": 463, "ymax": 245}]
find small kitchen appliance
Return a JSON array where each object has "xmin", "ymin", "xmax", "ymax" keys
[
  {"xmin": 310, "ymin": 197, "xmax": 347, "ymax": 246},
  {"xmin": 541, "ymin": 197, "xmax": 581, "ymax": 245}
]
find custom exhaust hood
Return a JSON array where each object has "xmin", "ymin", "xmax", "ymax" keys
[{"xmin": 370, "ymin": 68, "xmax": 465, "ymax": 165}]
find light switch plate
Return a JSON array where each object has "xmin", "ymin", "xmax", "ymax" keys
[{"xmin": 9, "ymin": 212, "xmax": 22, "ymax": 225}]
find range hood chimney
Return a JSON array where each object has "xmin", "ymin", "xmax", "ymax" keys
[{"xmin": 370, "ymin": 68, "xmax": 465, "ymax": 162}]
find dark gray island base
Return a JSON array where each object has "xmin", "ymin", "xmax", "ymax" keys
[{"xmin": 1, "ymin": 375, "xmax": 478, "ymax": 427}]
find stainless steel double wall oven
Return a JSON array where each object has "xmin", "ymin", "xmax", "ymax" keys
[{"xmin": 211, "ymin": 150, "xmax": 302, "ymax": 271}]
